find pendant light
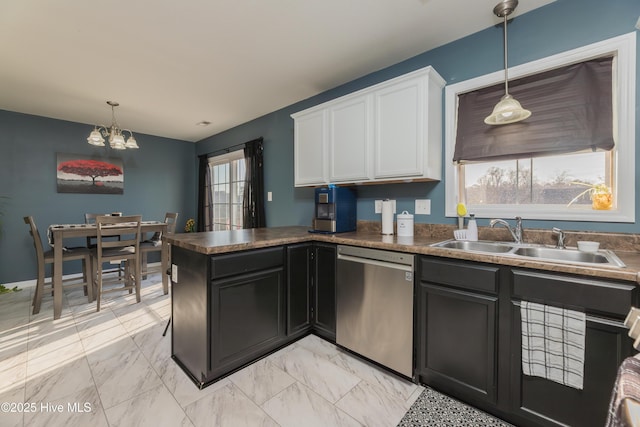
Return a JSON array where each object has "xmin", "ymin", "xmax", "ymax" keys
[{"xmin": 484, "ymin": 0, "xmax": 531, "ymax": 125}]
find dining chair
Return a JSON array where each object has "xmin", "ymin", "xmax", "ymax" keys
[
  {"xmin": 92, "ymin": 215, "xmax": 142, "ymax": 312},
  {"xmin": 140, "ymin": 212, "xmax": 178, "ymax": 279},
  {"xmin": 24, "ymin": 216, "xmax": 93, "ymax": 315},
  {"xmin": 86, "ymin": 212, "xmax": 124, "ymax": 278}
]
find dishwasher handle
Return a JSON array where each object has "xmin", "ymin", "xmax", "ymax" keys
[{"xmin": 337, "ymin": 253, "xmax": 413, "ymax": 272}]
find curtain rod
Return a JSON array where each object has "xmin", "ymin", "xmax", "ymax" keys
[{"xmin": 199, "ymin": 137, "xmax": 263, "ymax": 159}]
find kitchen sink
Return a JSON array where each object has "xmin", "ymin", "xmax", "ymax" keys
[
  {"xmin": 431, "ymin": 240, "xmax": 514, "ymax": 253},
  {"xmin": 430, "ymin": 239, "xmax": 626, "ymax": 268},
  {"xmin": 512, "ymin": 246, "xmax": 626, "ymax": 267}
]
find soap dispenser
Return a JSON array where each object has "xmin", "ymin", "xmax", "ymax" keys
[{"xmin": 467, "ymin": 214, "xmax": 478, "ymax": 242}]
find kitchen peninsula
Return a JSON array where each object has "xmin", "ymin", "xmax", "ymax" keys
[{"xmin": 166, "ymin": 225, "xmax": 640, "ymax": 427}]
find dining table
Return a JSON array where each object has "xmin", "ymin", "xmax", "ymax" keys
[{"xmin": 47, "ymin": 221, "xmax": 169, "ymax": 319}]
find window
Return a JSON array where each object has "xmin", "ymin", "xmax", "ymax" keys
[
  {"xmin": 207, "ymin": 150, "xmax": 246, "ymax": 231},
  {"xmin": 444, "ymin": 32, "xmax": 636, "ymax": 222}
]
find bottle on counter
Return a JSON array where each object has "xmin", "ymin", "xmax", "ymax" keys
[{"xmin": 467, "ymin": 213, "xmax": 478, "ymax": 242}]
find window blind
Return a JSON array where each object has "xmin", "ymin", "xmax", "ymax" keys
[{"xmin": 453, "ymin": 56, "xmax": 614, "ymax": 163}]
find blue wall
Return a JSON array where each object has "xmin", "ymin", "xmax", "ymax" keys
[
  {"xmin": 197, "ymin": 0, "xmax": 640, "ymax": 233},
  {"xmin": 0, "ymin": 110, "xmax": 196, "ymax": 283}
]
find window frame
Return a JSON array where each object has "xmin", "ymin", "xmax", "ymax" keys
[
  {"xmin": 207, "ymin": 149, "xmax": 245, "ymax": 231},
  {"xmin": 444, "ymin": 32, "xmax": 636, "ymax": 222}
]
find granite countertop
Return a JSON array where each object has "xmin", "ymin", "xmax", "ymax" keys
[{"xmin": 165, "ymin": 225, "xmax": 640, "ymax": 284}]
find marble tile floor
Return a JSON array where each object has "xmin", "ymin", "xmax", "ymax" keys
[{"xmin": 0, "ymin": 273, "xmax": 504, "ymax": 427}]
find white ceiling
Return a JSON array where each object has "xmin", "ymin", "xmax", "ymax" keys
[{"xmin": 1, "ymin": 0, "xmax": 554, "ymax": 143}]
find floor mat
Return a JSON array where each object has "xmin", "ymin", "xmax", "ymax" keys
[{"xmin": 397, "ymin": 387, "xmax": 513, "ymax": 426}]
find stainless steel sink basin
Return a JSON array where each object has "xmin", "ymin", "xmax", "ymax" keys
[
  {"xmin": 431, "ymin": 240, "xmax": 514, "ymax": 253},
  {"xmin": 430, "ymin": 239, "xmax": 626, "ymax": 268},
  {"xmin": 512, "ymin": 246, "xmax": 626, "ymax": 267}
]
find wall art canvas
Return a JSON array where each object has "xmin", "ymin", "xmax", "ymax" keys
[{"xmin": 56, "ymin": 153, "xmax": 124, "ymax": 194}]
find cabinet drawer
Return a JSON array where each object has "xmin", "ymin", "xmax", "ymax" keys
[
  {"xmin": 512, "ymin": 269, "xmax": 637, "ymax": 317},
  {"xmin": 420, "ymin": 257, "xmax": 499, "ymax": 294},
  {"xmin": 211, "ymin": 247, "xmax": 284, "ymax": 280}
]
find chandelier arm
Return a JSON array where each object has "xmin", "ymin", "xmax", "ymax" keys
[{"xmin": 95, "ymin": 125, "xmax": 109, "ymax": 138}]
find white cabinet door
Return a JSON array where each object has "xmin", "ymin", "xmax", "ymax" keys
[
  {"xmin": 293, "ymin": 110, "xmax": 327, "ymax": 186},
  {"xmin": 373, "ymin": 76, "xmax": 425, "ymax": 179},
  {"xmin": 328, "ymin": 95, "xmax": 371, "ymax": 183}
]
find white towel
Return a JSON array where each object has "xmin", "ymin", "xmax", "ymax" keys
[{"xmin": 521, "ymin": 301, "xmax": 586, "ymax": 390}]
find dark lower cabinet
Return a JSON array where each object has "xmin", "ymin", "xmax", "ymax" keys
[
  {"xmin": 172, "ymin": 242, "xmax": 337, "ymax": 388},
  {"xmin": 509, "ymin": 269, "xmax": 637, "ymax": 427},
  {"xmin": 171, "ymin": 245, "xmax": 287, "ymax": 387},
  {"xmin": 417, "ymin": 257, "xmax": 500, "ymax": 407},
  {"xmin": 416, "ymin": 257, "xmax": 637, "ymax": 427},
  {"xmin": 313, "ymin": 242, "xmax": 337, "ymax": 341},
  {"xmin": 286, "ymin": 243, "xmax": 312, "ymax": 337}
]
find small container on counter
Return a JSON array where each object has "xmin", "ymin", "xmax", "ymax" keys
[{"xmin": 397, "ymin": 211, "xmax": 414, "ymax": 237}]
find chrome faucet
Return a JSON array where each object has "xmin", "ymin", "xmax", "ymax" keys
[
  {"xmin": 489, "ymin": 216, "xmax": 523, "ymax": 244},
  {"xmin": 552, "ymin": 227, "xmax": 566, "ymax": 249}
]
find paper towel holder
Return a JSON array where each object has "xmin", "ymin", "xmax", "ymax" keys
[{"xmin": 381, "ymin": 199, "xmax": 395, "ymax": 235}]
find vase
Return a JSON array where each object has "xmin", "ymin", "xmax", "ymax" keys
[{"xmin": 592, "ymin": 192, "xmax": 612, "ymax": 210}]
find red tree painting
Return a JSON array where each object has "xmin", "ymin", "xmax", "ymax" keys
[
  {"xmin": 58, "ymin": 159, "xmax": 123, "ymax": 185},
  {"xmin": 56, "ymin": 155, "xmax": 124, "ymax": 194}
]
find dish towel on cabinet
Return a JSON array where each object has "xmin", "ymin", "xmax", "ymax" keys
[{"xmin": 521, "ymin": 301, "xmax": 586, "ymax": 390}]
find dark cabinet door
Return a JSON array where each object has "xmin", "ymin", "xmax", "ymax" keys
[
  {"xmin": 210, "ymin": 267, "xmax": 285, "ymax": 378},
  {"xmin": 510, "ymin": 303, "xmax": 633, "ymax": 427},
  {"xmin": 417, "ymin": 282, "xmax": 498, "ymax": 405},
  {"xmin": 286, "ymin": 243, "xmax": 312, "ymax": 336},
  {"xmin": 313, "ymin": 243, "xmax": 336, "ymax": 341}
]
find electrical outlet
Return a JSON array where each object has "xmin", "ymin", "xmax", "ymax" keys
[
  {"xmin": 171, "ymin": 264, "xmax": 178, "ymax": 283},
  {"xmin": 415, "ymin": 199, "xmax": 431, "ymax": 215}
]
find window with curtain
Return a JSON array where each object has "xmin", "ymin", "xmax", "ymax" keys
[
  {"xmin": 443, "ymin": 33, "xmax": 636, "ymax": 223},
  {"xmin": 197, "ymin": 137, "xmax": 265, "ymax": 231},
  {"xmin": 456, "ymin": 56, "xmax": 614, "ymax": 208}
]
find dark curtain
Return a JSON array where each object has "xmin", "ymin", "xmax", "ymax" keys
[
  {"xmin": 243, "ymin": 138, "xmax": 266, "ymax": 228},
  {"xmin": 196, "ymin": 154, "xmax": 211, "ymax": 232},
  {"xmin": 453, "ymin": 56, "xmax": 614, "ymax": 163}
]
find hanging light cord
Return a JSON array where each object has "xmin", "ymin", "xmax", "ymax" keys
[{"xmin": 502, "ymin": 13, "xmax": 510, "ymax": 96}]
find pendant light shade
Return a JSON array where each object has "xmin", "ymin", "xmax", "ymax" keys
[{"xmin": 484, "ymin": 0, "xmax": 531, "ymax": 125}]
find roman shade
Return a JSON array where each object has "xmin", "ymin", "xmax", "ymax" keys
[{"xmin": 453, "ymin": 56, "xmax": 614, "ymax": 163}]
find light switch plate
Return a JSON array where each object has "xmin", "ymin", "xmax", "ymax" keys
[
  {"xmin": 375, "ymin": 200, "xmax": 382, "ymax": 214},
  {"xmin": 267, "ymin": 191, "xmax": 273, "ymax": 202},
  {"xmin": 415, "ymin": 199, "xmax": 431, "ymax": 215}
]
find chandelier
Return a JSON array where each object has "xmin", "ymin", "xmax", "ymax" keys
[{"xmin": 87, "ymin": 101, "xmax": 139, "ymax": 150}]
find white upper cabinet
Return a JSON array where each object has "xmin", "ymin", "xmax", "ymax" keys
[
  {"xmin": 293, "ymin": 109, "xmax": 327, "ymax": 186},
  {"xmin": 291, "ymin": 65, "xmax": 444, "ymax": 187}
]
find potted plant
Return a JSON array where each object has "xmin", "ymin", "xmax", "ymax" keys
[
  {"xmin": 567, "ymin": 182, "xmax": 613, "ymax": 210},
  {"xmin": 184, "ymin": 218, "xmax": 196, "ymax": 232}
]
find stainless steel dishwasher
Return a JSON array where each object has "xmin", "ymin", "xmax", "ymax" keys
[{"xmin": 336, "ymin": 245, "xmax": 415, "ymax": 377}]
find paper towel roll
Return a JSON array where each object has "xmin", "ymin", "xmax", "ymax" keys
[{"xmin": 381, "ymin": 200, "xmax": 394, "ymax": 235}]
